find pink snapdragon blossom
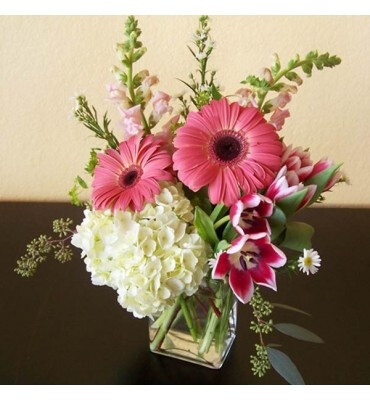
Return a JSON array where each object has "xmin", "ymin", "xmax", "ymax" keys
[
  {"xmin": 118, "ymin": 105, "xmax": 144, "ymax": 138},
  {"xmin": 281, "ymin": 143, "xmax": 313, "ymax": 186},
  {"xmin": 269, "ymin": 92, "xmax": 292, "ymax": 112},
  {"xmin": 269, "ymin": 108, "xmax": 290, "ymax": 131},
  {"xmin": 211, "ymin": 234, "xmax": 286, "ymax": 303},
  {"xmin": 140, "ymin": 74, "xmax": 159, "ymax": 103},
  {"xmin": 152, "ymin": 91, "xmax": 173, "ymax": 122},
  {"xmin": 259, "ymin": 68, "xmax": 273, "ymax": 84},
  {"xmin": 155, "ymin": 115, "xmax": 180, "ymax": 155},
  {"xmin": 173, "ymin": 98, "xmax": 283, "ymax": 206},
  {"xmin": 265, "ymin": 166, "xmax": 316, "ymax": 210},
  {"xmin": 307, "ymin": 159, "xmax": 342, "ymax": 191},
  {"xmin": 92, "ymin": 135, "xmax": 173, "ymax": 212},
  {"xmin": 230, "ymin": 194, "xmax": 273, "ymax": 236},
  {"xmin": 235, "ymin": 88, "xmax": 258, "ymax": 107},
  {"xmin": 106, "ymin": 82, "xmax": 130, "ymax": 108}
]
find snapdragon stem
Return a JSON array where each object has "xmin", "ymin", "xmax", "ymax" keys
[{"xmin": 213, "ymin": 215, "xmax": 230, "ymax": 230}]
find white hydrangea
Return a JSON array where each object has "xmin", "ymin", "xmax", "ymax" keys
[{"xmin": 71, "ymin": 182, "xmax": 210, "ymax": 319}]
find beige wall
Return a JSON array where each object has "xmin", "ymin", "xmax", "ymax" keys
[{"xmin": 1, "ymin": 16, "xmax": 369, "ymax": 205}]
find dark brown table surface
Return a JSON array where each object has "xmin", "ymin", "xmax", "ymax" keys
[{"xmin": 1, "ymin": 203, "xmax": 369, "ymax": 384}]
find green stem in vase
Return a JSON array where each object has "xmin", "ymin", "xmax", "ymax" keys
[
  {"xmin": 150, "ymin": 297, "xmax": 181, "ymax": 352},
  {"xmin": 179, "ymin": 295, "xmax": 198, "ymax": 342},
  {"xmin": 199, "ymin": 309, "xmax": 219, "ymax": 355}
]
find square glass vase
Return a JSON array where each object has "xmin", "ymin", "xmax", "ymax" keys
[{"xmin": 149, "ymin": 281, "xmax": 237, "ymax": 369}]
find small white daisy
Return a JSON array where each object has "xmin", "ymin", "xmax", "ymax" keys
[{"xmin": 298, "ymin": 249, "xmax": 321, "ymax": 275}]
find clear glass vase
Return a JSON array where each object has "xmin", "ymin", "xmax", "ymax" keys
[{"xmin": 149, "ymin": 279, "xmax": 237, "ymax": 369}]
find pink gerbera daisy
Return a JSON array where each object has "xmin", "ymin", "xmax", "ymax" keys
[
  {"xmin": 92, "ymin": 135, "xmax": 173, "ymax": 211},
  {"xmin": 173, "ymin": 98, "xmax": 282, "ymax": 206}
]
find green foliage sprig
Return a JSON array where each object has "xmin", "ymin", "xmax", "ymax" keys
[
  {"xmin": 179, "ymin": 15, "xmax": 220, "ymax": 110},
  {"xmin": 241, "ymin": 51, "xmax": 341, "ymax": 113},
  {"xmin": 73, "ymin": 95, "xmax": 119, "ymax": 149},
  {"xmin": 14, "ymin": 218, "xmax": 75, "ymax": 277}
]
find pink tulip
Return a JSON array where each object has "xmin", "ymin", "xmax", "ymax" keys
[
  {"xmin": 230, "ymin": 194, "xmax": 273, "ymax": 236},
  {"xmin": 307, "ymin": 159, "xmax": 343, "ymax": 191},
  {"xmin": 266, "ymin": 167, "xmax": 317, "ymax": 211},
  {"xmin": 281, "ymin": 143, "xmax": 314, "ymax": 186},
  {"xmin": 211, "ymin": 234, "xmax": 286, "ymax": 303}
]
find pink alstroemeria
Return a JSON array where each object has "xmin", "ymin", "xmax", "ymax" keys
[
  {"xmin": 281, "ymin": 143, "xmax": 313, "ymax": 186},
  {"xmin": 307, "ymin": 159, "xmax": 342, "ymax": 191},
  {"xmin": 269, "ymin": 108, "xmax": 290, "ymax": 131},
  {"xmin": 230, "ymin": 194, "xmax": 273, "ymax": 236},
  {"xmin": 152, "ymin": 91, "xmax": 173, "ymax": 122},
  {"xmin": 118, "ymin": 105, "xmax": 144, "ymax": 138},
  {"xmin": 266, "ymin": 166, "xmax": 317, "ymax": 210},
  {"xmin": 211, "ymin": 235, "xmax": 286, "ymax": 303}
]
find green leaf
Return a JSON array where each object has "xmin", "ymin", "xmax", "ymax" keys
[
  {"xmin": 277, "ymin": 188, "xmax": 308, "ymax": 217},
  {"xmin": 222, "ymin": 221, "xmax": 238, "ymax": 243},
  {"xmin": 210, "ymin": 204, "xmax": 228, "ymax": 222},
  {"xmin": 305, "ymin": 163, "xmax": 342, "ymax": 205},
  {"xmin": 76, "ymin": 176, "xmax": 88, "ymax": 189},
  {"xmin": 266, "ymin": 347, "xmax": 305, "ymax": 385},
  {"xmin": 214, "ymin": 239, "xmax": 229, "ymax": 253},
  {"xmin": 268, "ymin": 206, "xmax": 286, "ymax": 241},
  {"xmin": 211, "ymin": 84, "xmax": 222, "ymax": 100},
  {"xmin": 274, "ymin": 323, "xmax": 324, "ymax": 344},
  {"xmin": 272, "ymin": 303, "xmax": 311, "ymax": 316},
  {"xmin": 281, "ymin": 221, "xmax": 314, "ymax": 251},
  {"xmin": 194, "ymin": 206, "xmax": 219, "ymax": 246}
]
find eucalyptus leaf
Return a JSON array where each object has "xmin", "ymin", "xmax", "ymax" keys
[
  {"xmin": 272, "ymin": 303, "xmax": 311, "ymax": 316},
  {"xmin": 281, "ymin": 221, "xmax": 314, "ymax": 251},
  {"xmin": 277, "ymin": 189, "xmax": 308, "ymax": 217},
  {"xmin": 274, "ymin": 323, "xmax": 324, "ymax": 343},
  {"xmin": 194, "ymin": 206, "xmax": 219, "ymax": 246},
  {"xmin": 266, "ymin": 347, "xmax": 305, "ymax": 385}
]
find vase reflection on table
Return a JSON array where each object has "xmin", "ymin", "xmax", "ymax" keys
[{"xmin": 149, "ymin": 279, "xmax": 237, "ymax": 369}]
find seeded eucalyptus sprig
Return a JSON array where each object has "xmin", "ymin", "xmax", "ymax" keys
[
  {"xmin": 179, "ymin": 15, "xmax": 220, "ymax": 110},
  {"xmin": 241, "ymin": 51, "xmax": 341, "ymax": 113},
  {"xmin": 249, "ymin": 288, "xmax": 273, "ymax": 378},
  {"xmin": 15, "ymin": 218, "xmax": 75, "ymax": 277}
]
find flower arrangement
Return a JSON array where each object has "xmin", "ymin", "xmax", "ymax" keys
[{"xmin": 15, "ymin": 16, "xmax": 346, "ymax": 384}]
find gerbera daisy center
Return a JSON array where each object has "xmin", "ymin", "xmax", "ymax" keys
[
  {"xmin": 210, "ymin": 130, "xmax": 247, "ymax": 165},
  {"xmin": 119, "ymin": 166, "xmax": 142, "ymax": 188}
]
